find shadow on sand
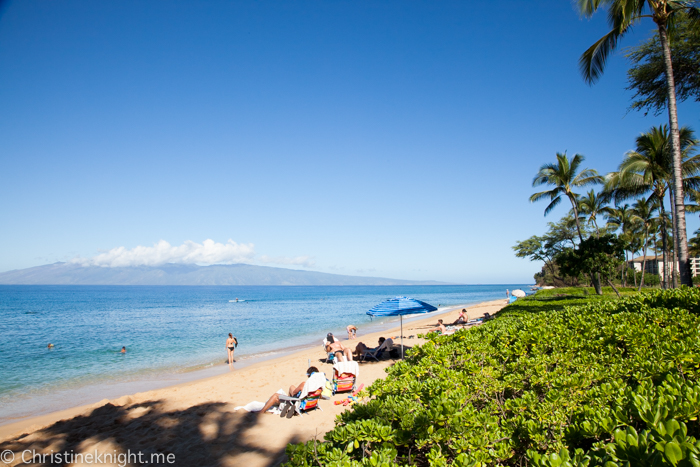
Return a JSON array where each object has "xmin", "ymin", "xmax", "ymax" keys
[{"xmin": 0, "ymin": 399, "xmax": 301, "ymax": 467}]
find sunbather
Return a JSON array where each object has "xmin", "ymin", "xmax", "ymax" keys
[
  {"xmin": 325, "ymin": 335, "xmax": 353, "ymax": 361},
  {"xmin": 430, "ymin": 319, "xmax": 447, "ymax": 334},
  {"xmin": 353, "ymin": 337, "xmax": 393, "ymax": 358},
  {"xmin": 259, "ymin": 366, "xmax": 320, "ymax": 414},
  {"xmin": 452, "ymin": 309, "xmax": 467, "ymax": 325}
]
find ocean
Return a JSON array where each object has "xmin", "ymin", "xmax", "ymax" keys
[{"xmin": 0, "ymin": 284, "xmax": 527, "ymax": 423}]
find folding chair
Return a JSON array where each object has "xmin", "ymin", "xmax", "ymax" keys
[
  {"xmin": 332, "ymin": 361, "xmax": 359, "ymax": 394},
  {"xmin": 278, "ymin": 372, "xmax": 326, "ymax": 418},
  {"xmin": 279, "ymin": 388, "xmax": 323, "ymax": 417},
  {"xmin": 358, "ymin": 347, "xmax": 384, "ymax": 362}
]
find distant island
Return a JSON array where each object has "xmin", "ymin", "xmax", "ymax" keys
[{"xmin": 0, "ymin": 262, "xmax": 447, "ymax": 286}]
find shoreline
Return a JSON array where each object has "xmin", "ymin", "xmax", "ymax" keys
[
  {"xmin": 0, "ymin": 298, "xmax": 508, "ymax": 466},
  {"xmin": 0, "ymin": 298, "xmax": 495, "ymax": 428}
]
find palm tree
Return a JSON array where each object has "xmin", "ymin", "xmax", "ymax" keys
[
  {"xmin": 606, "ymin": 204, "xmax": 635, "ymax": 286},
  {"xmin": 530, "ymin": 152, "xmax": 603, "ymax": 242},
  {"xmin": 578, "ymin": 189, "xmax": 613, "ymax": 236},
  {"xmin": 577, "ymin": 0, "xmax": 700, "ymax": 286},
  {"xmin": 689, "ymin": 228, "xmax": 700, "ymax": 257},
  {"xmin": 604, "ymin": 125, "xmax": 700, "ymax": 288},
  {"xmin": 631, "ymin": 198, "xmax": 658, "ymax": 290}
]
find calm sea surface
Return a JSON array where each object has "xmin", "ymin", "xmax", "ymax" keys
[{"xmin": 0, "ymin": 284, "xmax": 527, "ymax": 422}]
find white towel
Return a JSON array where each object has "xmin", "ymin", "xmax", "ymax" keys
[
  {"xmin": 234, "ymin": 389, "xmax": 286, "ymax": 413},
  {"xmin": 299, "ymin": 372, "xmax": 327, "ymax": 399},
  {"xmin": 333, "ymin": 360, "xmax": 359, "ymax": 378},
  {"xmin": 233, "ymin": 401, "xmax": 265, "ymax": 412}
]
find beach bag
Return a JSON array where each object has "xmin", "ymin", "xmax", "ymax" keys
[{"xmin": 321, "ymin": 379, "xmax": 333, "ymax": 399}]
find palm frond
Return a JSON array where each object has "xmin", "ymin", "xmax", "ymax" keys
[
  {"xmin": 544, "ymin": 196, "xmax": 563, "ymax": 216},
  {"xmin": 686, "ymin": 6, "xmax": 700, "ymax": 26},
  {"xmin": 580, "ymin": 28, "xmax": 627, "ymax": 84},
  {"xmin": 577, "ymin": 0, "xmax": 615, "ymax": 18},
  {"xmin": 530, "ymin": 188, "xmax": 562, "ymax": 204}
]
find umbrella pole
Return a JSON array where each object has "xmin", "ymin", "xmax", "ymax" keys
[{"xmin": 400, "ymin": 315, "xmax": 404, "ymax": 359}]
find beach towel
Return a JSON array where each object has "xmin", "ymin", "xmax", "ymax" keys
[
  {"xmin": 299, "ymin": 372, "xmax": 327, "ymax": 399},
  {"xmin": 234, "ymin": 389, "xmax": 286, "ymax": 414},
  {"xmin": 332, "ymin": 361, "xmax": 359, "ymax": 393},
  {"xmin": 333, "ymin": 360, "xmax": 359, "ymax": 379}
]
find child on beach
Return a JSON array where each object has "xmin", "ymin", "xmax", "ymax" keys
[{"xmin": 346, "ymin": 325, "xmax": 357, "ymax": 339}]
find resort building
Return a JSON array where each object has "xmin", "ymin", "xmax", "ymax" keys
[{"xmin": 629, "ymin": 256, "xmax": 700, "ymax": 279}]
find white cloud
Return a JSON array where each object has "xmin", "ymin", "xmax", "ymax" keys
[
  {"xmin": 70, "ymin": 239, "xmax": 317, "ymax": 269},
  {"xmin": 72, "ymin": 239, "xmax": 256, "ymax": 267},
  {"xmin": 259, "ymin": 255, "xmax": 316, "ymax": 268}
]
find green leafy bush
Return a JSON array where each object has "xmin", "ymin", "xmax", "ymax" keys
[{"xmin": 285, "ymin": 288, "xmax": 700, "ymax": 466}]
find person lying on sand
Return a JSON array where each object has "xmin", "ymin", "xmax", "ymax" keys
[
  {"xmin": 325, "ymin": 335, "xmax": 353, "ymax": 362},
  {"xmin": 259, "ymin": 366, "xmax": 320, "ymax": 414}
]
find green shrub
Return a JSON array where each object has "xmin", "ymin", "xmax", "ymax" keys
[{"xmin": 285, "ymin": 288, "xmax": 700, "ymax": 466}]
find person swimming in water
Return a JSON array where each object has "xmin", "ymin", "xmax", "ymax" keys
[{"xmin": 121, "ymin": 346, "xmax": 126, "ymax": 353}]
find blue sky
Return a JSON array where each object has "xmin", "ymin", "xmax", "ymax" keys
[{"xmin": 1, "ymin": 0, "xmax": 699, "ymax": 283}]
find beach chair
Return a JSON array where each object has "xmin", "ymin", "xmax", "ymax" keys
[
  {"xmin": 332, "ymin": 361, "xmax": 359, "ymax": 394},
  {"xmin": 278, "ymin": 372, "xmax": 326, "ymax": 418},
  {"xmin": 358, "ymin": 347, "xmax": 384, "ymax": 362}
]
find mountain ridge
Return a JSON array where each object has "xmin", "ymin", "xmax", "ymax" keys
[{"xmin": 0, "ymin": 262, "xmax": 448, "ymax": 286}]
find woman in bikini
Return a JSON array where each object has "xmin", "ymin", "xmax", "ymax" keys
[{"xmin": 226, "ymin": 333, "xmax": 238, "ymax": 364}]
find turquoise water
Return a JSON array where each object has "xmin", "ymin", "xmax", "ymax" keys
[{"xmin": 0, "ymin": 284, "xmax": 526, "ymax": 422}]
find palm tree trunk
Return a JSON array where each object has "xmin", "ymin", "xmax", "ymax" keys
[
  {"xmin": 658, "ymin": 24, "xmax": 692, "ymax": 286},
  {"xmin": 660, "ymin": 200, "xmax": 669, "ymax": 289},
  {"xmin": 569, "ymin": 195, "xmax": 584, "ymax": 243},
  {"xmin": 606, "ymin": 277, "xmax": 621, "ymax": 298},
  {"xmin": 570, "ymin": 194, "xmax": 602, "ymax": 294},
  {"xmin": 639, "ymin": 227, "xmax": 649, "ymax": 292},
  {"xmin": 654, "ymin": 229, "xmax": 659, "ymax": 283},
  {"xmin": 671, "ymin": 186, "xmax": 679, "ymax": 288}
]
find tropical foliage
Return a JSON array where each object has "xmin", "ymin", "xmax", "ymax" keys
[
  {"xmin": 577, "ymin": 0, "xmax": 700, "ymax": 286},
  {"xmin": 626, "ymin": 13, "xmax": 700, "ymax": 116},
  {"xmin": 285, "ymin": 288, "xmax": 700, "ymax": 466}
]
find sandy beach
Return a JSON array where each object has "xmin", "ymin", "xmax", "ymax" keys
[{"xmin": 0, "ymin": 299, "xmax": 507, "ymax": 467}]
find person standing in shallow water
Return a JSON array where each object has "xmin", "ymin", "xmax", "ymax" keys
[{"xmin": 226, "ymin": 333, "xmax": 238, "ymax": 364}]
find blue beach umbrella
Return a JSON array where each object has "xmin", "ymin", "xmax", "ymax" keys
[{"xmin": 367, "ymin": 297, "xmax": 438, "ymax": 357}]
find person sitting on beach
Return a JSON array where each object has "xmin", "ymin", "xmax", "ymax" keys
[
  {"xmin": 452, "ymin": 309, "xmax": 467, "ymax": 325},
  {"xmin": 259, "ymin": 366, "xmax": 320, "ymax": 414},
  {"xmin": 325, "ymin": 335, "xmax": 353, "ymax": 362},
  {"xmin": 353, "ymin": 337, "xmax": 393, "ymax": 358},
  {"xmin": 346, "ymin": 325, "xmax": 357, "ymax": 340},
  {"xmin": 430, "ymin": 319, "xmax": 447, "ymax": 334}
]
